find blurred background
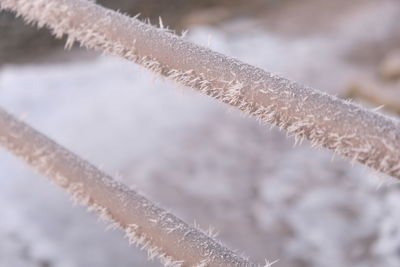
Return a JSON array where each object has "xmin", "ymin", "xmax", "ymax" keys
[{"xmin": 1, "ymin": 0, "xmax": 400, "ymax": 267}]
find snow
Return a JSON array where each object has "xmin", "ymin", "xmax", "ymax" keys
[{"xmin": 1, "ymin": 4, "xmax": 400, "ymax": 266}]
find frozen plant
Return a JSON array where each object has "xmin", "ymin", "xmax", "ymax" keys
[
  {"xmin": 0, "ymin": 107, "xmax": 262, "ymax": 267},
  {"xmin": 1, "ymin": 0, "xmax": 399, "ymax": 178}
]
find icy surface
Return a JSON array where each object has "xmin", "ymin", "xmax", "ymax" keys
[{"xmin": 1, "ymin": 4, "xmax": 400, "ymax": 266}]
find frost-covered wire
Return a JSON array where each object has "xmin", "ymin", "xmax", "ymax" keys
[
  {"xmin": 0, "ymin": 107, "xmax": 261, "ymax": 267},
  {"xmin": 1, "ymin": 1, "xmax": 400, "ymax": 177}
]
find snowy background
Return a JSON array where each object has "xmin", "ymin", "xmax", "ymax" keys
[{"xmin": 1, "ymin": 0, "xmax": 400, "ymax": 267}]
